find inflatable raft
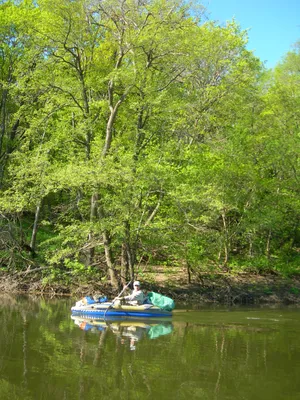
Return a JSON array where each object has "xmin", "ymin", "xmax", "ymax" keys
[{"xmin": 71, "ymin": 301, "xmax": 173, "ymax": 318}]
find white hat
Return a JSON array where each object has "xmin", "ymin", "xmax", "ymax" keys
[{"xmin": 133, "ymin": 280, "xmax": 140, "ymax": 286}]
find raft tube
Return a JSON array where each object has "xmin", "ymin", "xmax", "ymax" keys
[{"xmin": 71, "ymin": 302, "xmax": 173, "ymax": 318}]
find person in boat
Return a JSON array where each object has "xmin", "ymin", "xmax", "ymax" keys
[{"xmin": 116, "ymin": 280, "xmax": 145, "ymax": 305}]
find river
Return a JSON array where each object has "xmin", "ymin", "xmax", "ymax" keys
[{"xmin": 0, "ymin": 295, "xmax": 299, "ymax": 399}]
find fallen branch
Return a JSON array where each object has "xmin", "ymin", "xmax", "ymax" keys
[{"xmin": 16, "ymin": 266, "xmax": 53, "ymax": 276}]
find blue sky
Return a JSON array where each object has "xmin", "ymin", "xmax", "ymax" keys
[{"xmin": 204, "ymin": 0, "xmax": 300, "ymax": 68}]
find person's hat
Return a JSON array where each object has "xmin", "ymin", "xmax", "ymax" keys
[{"xmin": 133, "ymin": 280, "xmax": 140, "ymax": 286}]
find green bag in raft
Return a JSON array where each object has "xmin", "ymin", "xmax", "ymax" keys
[{"xmin": 147, "ymin": 292, "xmax": 175, "ymax": 311}]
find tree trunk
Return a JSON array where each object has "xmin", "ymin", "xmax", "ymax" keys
[
  {"xmin": 266, "ymin": 230, "xmax": 272, "ymax": 260},
  {"xmin": 0, "ymin": 88, "xmax": 8, "ymax": 162},
  {"xmin": 30, "ymin": 201, "xmax": 41, "ymax": 252},
  {"xmin": 98, "ymin": 63, "xmax": 128, "ymax": 286},
  {"xmin": 221, "ymin": 210, "xmax": 229, "ymax": 266},
  {"xmin": 87, "ymin": 193, "xmax": 98, "ymax": 266},
  {"xmin": 248, "ymin": 237, "xmax": 253, "ymax": 257},
  {"xmin": 103, "ymin": 230, "xmax": 118, "ymax": 288},
  {"xmin": 186, "ymin": 259, "xmax": 191, "ymax": 284},
  {"xmin": 120, "ymin": 243, "xmax": 129, "ymax": 285},
  {"xmin": 124, "ymin": 220, "xmax": 135, "ymax": 282}
]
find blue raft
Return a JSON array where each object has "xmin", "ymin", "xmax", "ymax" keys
[{"xmin": 71, "ymin": 301, "xmax": 173, "ymax": 318}]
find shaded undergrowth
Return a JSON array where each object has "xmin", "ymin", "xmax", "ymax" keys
[{"xmin": 1, "ymin": 268, "xmax": 300, "ymax": 305}]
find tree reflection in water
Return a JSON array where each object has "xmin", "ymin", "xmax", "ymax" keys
[{"xmin": 1, "ymin": 297, "xmax": 300, "ymax": 400}]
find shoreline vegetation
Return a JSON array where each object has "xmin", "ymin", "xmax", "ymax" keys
[
  {"xmin": 1, "ymin": 0, "xmax": 300, "ymax": 296},
  {"xmin": 1, "ymin": 268, "xmax": 300, "ymax": 305}
]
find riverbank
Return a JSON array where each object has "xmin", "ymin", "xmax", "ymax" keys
[
  {"xmin": 162, "ymin": 273, "xmax": 300, "ymax": 305},
  {"xmin": 1, "ymin": 268, "xmax": 300, "ymax": 304}
]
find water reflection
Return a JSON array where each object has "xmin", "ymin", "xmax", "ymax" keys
[
  {"xmin": 71, "ymin": 316, "xmax": 174, "ymax": 350},
  {"xmin": 1, "ymin": 297, "xmax": 300, "ymax": 400}
]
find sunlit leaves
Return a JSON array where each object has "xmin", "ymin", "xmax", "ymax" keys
[{"xmin": 1, "ymin": 0, "xmax": 299, "ymax": 279}]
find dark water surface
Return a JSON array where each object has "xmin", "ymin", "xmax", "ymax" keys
[{"xmin": 0, "ymin": 295, "xmax": 299, "ymax": 400}]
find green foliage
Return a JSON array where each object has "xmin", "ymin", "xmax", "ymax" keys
[{"xmin": 0, "ymin": 0, "xmax": 299, "ymax": 284}]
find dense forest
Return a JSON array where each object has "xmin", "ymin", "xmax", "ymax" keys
[{"xmin": 0, "ymin": 0, "xmax": 299, "ymax": 289}]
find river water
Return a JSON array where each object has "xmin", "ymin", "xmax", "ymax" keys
[{"xmin": 0, "ymin": 295, "xmax": 299, "ymax": 400}]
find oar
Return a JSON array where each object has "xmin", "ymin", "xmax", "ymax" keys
[{"xmin": 103, "ymin": 281, "xmax": 132, "ymax": 320}]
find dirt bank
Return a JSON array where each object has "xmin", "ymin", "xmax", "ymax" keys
[
  {"xmin": 1, "ymin": 269, "xmax": 300, "ymax": 304},
  {"xmin": 160, "ymin": 273, "xmax": 300, "ymax": 305}
]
